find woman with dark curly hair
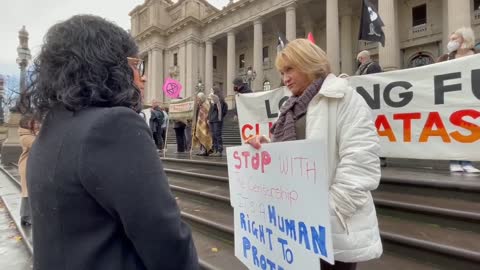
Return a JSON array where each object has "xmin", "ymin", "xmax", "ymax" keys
[{"xmin": 20, "ymin": 15, "xmax": 198, "ymax": 270}]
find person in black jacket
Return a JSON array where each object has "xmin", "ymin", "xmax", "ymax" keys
[
  {"xmin": 355, "ymin": 50, "xmax": 383, "ymax": 75},
  {"xmin": 208, "ymin": 87, "xmax": 228, "ymax": 157},
  {"xmin": 149, "ymin": 100, "xmax": 165, "ymax": 151},
  {"xmin": 232, "ymin": 77, "xmax": 252, "ymax": 121},
  {"xmin": 233, "ymin": 77, "xmax": 253, "ymax": 94},
  {"xmin": 174, "ymin": 119, "xmax": 187, "ymax": 153},
  {"xmin": 19, "ymin": 15, "xmax": 198, "ymax": 270}
]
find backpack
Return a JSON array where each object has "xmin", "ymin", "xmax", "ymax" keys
[{"xmin": 150, "ymin": 109, "xmax": 165, "ymax": 131}]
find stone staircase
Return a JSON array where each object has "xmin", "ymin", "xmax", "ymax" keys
[
  {"xmin": 2, "ymin": 146, "xmax": 480, "ymax": 269},
  {"xmin": 160, "ymin": 154, "xmax": 480, "ymax": 269},
  {"xmin": 166, "ymin": 118, "xmax": 242, "ymax": 148}
]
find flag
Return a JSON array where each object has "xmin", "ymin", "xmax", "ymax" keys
[
  {"xmin": 358, "ymin": 0, "xmax": 385, "ymax": 46},
  {"xmin": 276, "ymin": 32, "xmax": 289, "ymax": 52},
  {"xmin": 307, "ymin": 32, "xmax": 315, "ymax": 44}
]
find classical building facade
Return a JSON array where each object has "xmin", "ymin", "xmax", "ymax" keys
[{"xmin": 129, "ymin": 0, "xmax": 480, "ymax": 104}]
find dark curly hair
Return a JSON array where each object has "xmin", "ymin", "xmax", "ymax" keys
[{"xmin": 20, "ymin": 15, "xmax": 142, "ymax": 119}]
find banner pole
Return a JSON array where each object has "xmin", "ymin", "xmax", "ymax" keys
[{"xmin": 164, "ymin": 116, "xmax": 169, "ymax": 155}]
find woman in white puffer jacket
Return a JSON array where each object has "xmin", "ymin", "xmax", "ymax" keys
[{"xmin": 247, "ymin": 39, "xmax": 382, "ymax": 270}]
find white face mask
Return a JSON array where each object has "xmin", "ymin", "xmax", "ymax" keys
[{"xmin": 447, "ymin": 41, "xmax": 461, "ymax": 53}]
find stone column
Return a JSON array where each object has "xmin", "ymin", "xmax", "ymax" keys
[
  {"xmin": 178, "ymin": 43, "xmax": 186, "ymax": 97},
  {"xmin": 2, "ymin": 26, "xmax": 31, "ymax": 165},
  {"xmin": 227, "ymin": 31, "xmax": 236, "ymax": 96},
  {"xmin": 303, "ymin": 17, "xmax": 314, "ymax": 38},
  {"xmin": 150, "ymin": 47, "xmax": 164, "ymax": 101},
  {"xmin": 326, "ymin": 0, "xmax": 340, "ymax": 74},
  {"xmin": 379, "ymin": 0, "xmax": 400, "ymax": 71},
  {"xmin": 186, "ymin": 40, "xmax": 198, "ymax": 98},
  {"xmin": 198, "ymin": 43, "xmax": 205, "ymax": 90},
  {"xmin": 442, "ymin": 0, "xmax": 449, "ymax": 53},
  {"xmin": 205, "ymin": 40, "xmax": 214, "ymax": 92},
  {"xmin": 447, "ymin": 0, "xmax": 471, "ymax": 34},
  {"xmin": 253, "ymin": 19, "xmax": 264, "ymax": 92},
  {"xmin": 285, "ymin": 5, "xmax": 297, "ymax": 41},
  {"xmin": 340, "ymin": 15, "xmax": 353, "ymax": 75},
  {"xmin": 146, "ymin": 50, "xmax": 153, "ymax": 103}
]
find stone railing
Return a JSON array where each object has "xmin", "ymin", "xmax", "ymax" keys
[{"xmin": 412, "ymin": 24, "xmax": 427, "ymax": 34}]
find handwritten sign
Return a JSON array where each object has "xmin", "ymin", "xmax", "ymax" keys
[
  {"xmin": 169, "ymin": 96, "xmax": 195, "ymax": 122},
  {"xmin": 163, "ymin": 77, "xmax": 183, "ymax": 98},
  {"xmin": 227, "ymin": 140, "xmax": 334, "ymax": 270}
]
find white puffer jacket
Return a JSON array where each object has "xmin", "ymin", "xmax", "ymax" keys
[{"xmin": 305, "ymin": 74, "xmax": 382, "ymax": 262}]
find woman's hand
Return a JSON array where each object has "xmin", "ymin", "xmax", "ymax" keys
[{"xmin": 245, "ymin": 135, "xmax": 271, "ymax": 149}]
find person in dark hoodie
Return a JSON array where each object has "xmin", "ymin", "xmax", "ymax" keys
[
  {"xmin": 232, "ymin": 77, "xmax": 252, "ymax": 121},
  {"xmin": 208, "ymin": 86, "xmax": 228, "ymax": 157},
  {"xmin": 233, "ymin": 77, "xmax": 253, "ymax": 94}
]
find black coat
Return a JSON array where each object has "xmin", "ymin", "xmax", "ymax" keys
[
  {"xmin": 27, "ymin": 105, "xmax": 198, "ymax": 270},
  {"xmin": 235, "ymin": 83, "xmax": 253, "ymax": 94},
  {"xmin": 149, "ymin": 109, "xmax": 164, "ymax": 133},
  {"xmin": 357, "ymin": 61, "xmax": 383, "ymax": 75},
  {"xmin": 208, "ymin": 100, "xmax": 228, "ymax": 123}
]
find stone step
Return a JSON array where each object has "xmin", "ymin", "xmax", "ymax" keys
[
  {"xmin": 160, "ymin": 157, "xmax": 480, "ymax": 192},
  {"xmin": 164, "ymin": 165, "xmax": 480, "ymax": 235},
  {"xmin": 373, "ymin": 189, "xmax": 480, "ymax": 222},
  {"xmin": 181, "ymin": 194, "xmax": 439, "ymax": 270},
  {"xmin": 162, "ymin": 159, "xmax": 480, "ymax": 267},
  {"xmin": 188, "ymin": 225, "xmax": 246, "ymax": 270},
  {"xmin": 174, "ymin": 189, "xmax": 480, "ymax": 269}
]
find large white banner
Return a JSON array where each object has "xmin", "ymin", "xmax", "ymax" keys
[
  {"xmin": 227, "ymin": 140, "xmax": 334, "ymax": 269},
  {"xmin": 236, "ymin": 55, "xmax": 480, "ymax": 160},
  {"xmin": 348, "ymin": 55, "xmax": 480, "ymax": 160}
]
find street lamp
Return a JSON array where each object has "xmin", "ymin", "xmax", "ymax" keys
[{"xmin": 245, "ymin": 66, "xmax": 256, "ymax": 89}]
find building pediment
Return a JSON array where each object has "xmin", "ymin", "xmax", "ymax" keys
[
  {"xmin": 136, "ymin": 25, "xmax": 167, "ymax": 41},
  {"xmin": 203, "ymin": 0, "xmax": 257, "ymax": 24},
  {"xmin": 166, "ymin": 16, "xmax": 204, "ymax": 35}
]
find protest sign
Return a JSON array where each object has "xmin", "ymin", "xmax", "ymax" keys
[
  {"xmin": 235, "ymin": 87, "xmax": 291, "ymax": 142},
  {"xmin": 227, "ymin": 140, "xmax": 334, "ymax": 270},
  {"xmin": 163, "ymin": 78, "xmax": 183, "ymax": 98},
  {"xmin": 168, "ymin": 96, "xmax": 195, "ymax": 122},
  {"xmin": 236, "ymin": 55, "xmax": 480, "ymax": 160}
]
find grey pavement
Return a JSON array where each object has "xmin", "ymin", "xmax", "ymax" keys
[{"xmin": 0, "ymin": 171, "xmax": 32, "ymax": 270}]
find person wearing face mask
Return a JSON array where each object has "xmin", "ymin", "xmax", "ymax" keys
[
  {"xmin": 247, "ymin": 39, "xmax": 382, "ymax": 270},
  {"xmin": 439, "ymin": 26, "xmax": 477, "ymax": 62},
  {"xmin": 437, "ymin": 26, "xmax": 480, "ymax": 174}
]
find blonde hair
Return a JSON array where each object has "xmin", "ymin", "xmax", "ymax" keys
[
  {"xmin": 454, "ymin": 27, "xmax": 475, "ymax": 49},
  {"xmin": 275, "ymin": 39, "xmax": 331, "ymax": 81}
]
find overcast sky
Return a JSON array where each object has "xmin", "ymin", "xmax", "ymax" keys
[{"xmin": 0, "ymin": 0, "xmax": 230, "ymax": 77}]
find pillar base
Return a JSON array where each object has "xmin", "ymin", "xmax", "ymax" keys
[
  {"xmin": 1, "ymin": 144, "xmax": 22, "ymax": 165},
  {"xmin": 1, "ymin": 112, "xmax": 22, "ymax": 165}
]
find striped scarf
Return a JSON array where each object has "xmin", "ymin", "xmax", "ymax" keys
[{"xmin": 271, "ymin": 78, "xmax": 324, "ymax": 142}]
